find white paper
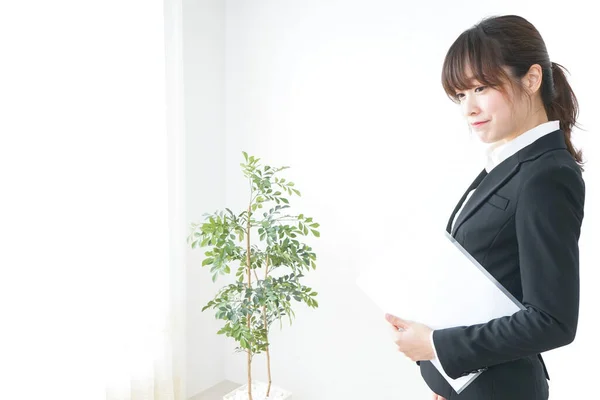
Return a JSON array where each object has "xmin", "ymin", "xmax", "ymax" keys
[{"xmin": 356, "ymin": 230, "xmax": 524, "ymax": 394}]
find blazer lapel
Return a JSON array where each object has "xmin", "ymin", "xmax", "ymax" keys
[
  {"xmin": 450, "ymin": 129, "xmax": 568, "ymax": 237},
  {"xmin": 451, "ymin": 157, "xmax": 520, "ymax": 237},
  {"xmin": 446, "ymin": 168, "xmax": 487, "ymax": 234}
]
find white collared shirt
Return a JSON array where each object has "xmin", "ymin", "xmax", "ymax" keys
[{"xmin": 429, "ymin": 120, "xmax": 561, "ymax": 362}]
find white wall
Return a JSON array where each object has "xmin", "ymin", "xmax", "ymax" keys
[
  {"xmin": 188, "ymin": 1, "xmax": 600, "ymax": 399},
  {"xmin": 184, "ymin": 0, "xmax": 228, "ymax": 396}
]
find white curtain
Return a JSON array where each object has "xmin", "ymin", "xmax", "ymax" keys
[
  {"xmin": 103, "ymin": 260, "xmax": 183, "ymax": 400},
  {"xmin": 101, "ymin": 0, "xmax": 186, "ymax": 398},
  {"xmin": 1, "ymin": 0, "xmax": 186, "ymax": 398}
]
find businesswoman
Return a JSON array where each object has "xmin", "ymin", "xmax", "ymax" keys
[{"xmin": 384, "ymin": 15, "xmax": 586, "ymax": 400}]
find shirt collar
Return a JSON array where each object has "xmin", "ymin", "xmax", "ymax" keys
[{"xmin": 485, "ymin": 120, "xmax": 560, "ymax": 172}]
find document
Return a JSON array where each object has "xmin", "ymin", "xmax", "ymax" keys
[{"xmin": 356, "ymin": 230, "xmax": 525, "ymax": 394}]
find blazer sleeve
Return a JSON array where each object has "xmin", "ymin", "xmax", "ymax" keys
[{"xmin": 432, "ymin": 165, "xmax": 585, "ymax": 380}]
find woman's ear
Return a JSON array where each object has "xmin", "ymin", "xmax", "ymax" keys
[{"xmin": 523, "ymin": 64, "xmax": 543, "ymax": 95}]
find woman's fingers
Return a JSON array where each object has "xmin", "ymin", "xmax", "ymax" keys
[
  {"xmin": 385, "ymin": 313, "xmax": 410, "ymax": 330},
  {"xmin": 432, "ymin": 393, "xmax": 447, "ymax": 400}
]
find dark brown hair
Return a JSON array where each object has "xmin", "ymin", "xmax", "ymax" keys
[{"xmin": 441, "ymin": 15, "xmax": 584, "ymax": 169}]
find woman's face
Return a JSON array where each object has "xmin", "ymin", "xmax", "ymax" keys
[{"xmin": 455, "ymin": 67, "xmax": 525, "ymax": 144}]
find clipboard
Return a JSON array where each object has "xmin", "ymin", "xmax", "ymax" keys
[{"xmin": 356, "ymin": 230, "xmax": 525, "ymax": 394}]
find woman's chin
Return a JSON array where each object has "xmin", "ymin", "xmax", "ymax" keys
[{"xmin": 476, "ymin": 132, "xmax": 497, "ymax": 144}]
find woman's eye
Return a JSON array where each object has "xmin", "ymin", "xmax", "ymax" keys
[{"xmin": 455, "ymin": 86, "xmax": 486, "ymax": 100}]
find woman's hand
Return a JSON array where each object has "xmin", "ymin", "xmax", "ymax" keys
[
  {"xmin": 385, "ymin": 313, "xmax": 435, "ymax": 361},
  {"xmin": 432, "ymin": 393, "xmax": 447, "ymax": 400}
]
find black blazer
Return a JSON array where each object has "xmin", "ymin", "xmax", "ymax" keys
[{"xmin": 418, "ymin": 129, "xmax": 586, "ymax": 399}]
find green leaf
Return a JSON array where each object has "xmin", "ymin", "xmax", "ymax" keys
[
  {"xmin": 311, "ymin": 230, "xmax": 320, "ymax": 237},
  {"xmin": 202, "ymin": 258, "xmax": 214, "ymax": 266},
  {"xmin": 243, "ymin": 151, "xmax": 248, "ymax": 161},
  {"xmin": 217, "ymin": 326, "xmax": 228, "ymax": 335}
]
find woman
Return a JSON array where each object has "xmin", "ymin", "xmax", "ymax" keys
[{"xmin": 384, "ymin": 15, "xmax": 586, "ymax": 400}]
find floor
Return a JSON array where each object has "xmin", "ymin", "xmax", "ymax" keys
[{"xmin": 188, "ymin": 380, "xmax": 241, "ymax": 400}]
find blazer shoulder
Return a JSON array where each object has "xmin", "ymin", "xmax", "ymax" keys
[
  {"xmin": 520, "ymin": 149, "xmax": 583, "ymax": 182},
  {"xmin": 517, "ymin": 151, "xmax": 585, "ymax": 206}
]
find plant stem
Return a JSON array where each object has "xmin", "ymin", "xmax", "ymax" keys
[
  {"xmin": 263, "ymin": 255, "xmax": 272, "ymax": 397},
  {"xmin": 246, "ymin": 203, "xmax": 253, "ymax": 400}
]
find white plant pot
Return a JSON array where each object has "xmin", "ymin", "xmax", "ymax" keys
[{"xmin": 223, "ymin": 380, "xmax": 292, "ymax": 400}]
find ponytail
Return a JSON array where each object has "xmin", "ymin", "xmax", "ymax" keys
[{"xmin": 545, "ymin": 62, "xmax": 584, "ymax": 169}]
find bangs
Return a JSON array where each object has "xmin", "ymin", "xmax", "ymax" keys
[{"xmin": 441, "ymin": 27, "xmax": 513, "ymax": 103}]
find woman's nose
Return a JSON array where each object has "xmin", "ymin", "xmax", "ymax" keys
[{"xmin": 463, "ymin": 96, "xmax": 480, "ymax": 118}]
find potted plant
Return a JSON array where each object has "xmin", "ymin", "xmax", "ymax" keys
[{"xmin": 187, "ymin": 152, "xmax": 320, "ymax": 400}]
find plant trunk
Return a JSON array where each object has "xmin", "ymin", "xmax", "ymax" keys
[
  {"xmin": 246, "ymin": 205, "xmax": 253, "ymax": 400},
  {"xmin": 263, "ymin": 306, "xmax": 272, "ymax": 396},
  {"xmin": 264, "ymin": 255, "xmax": 272, "ymax": 397}
]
